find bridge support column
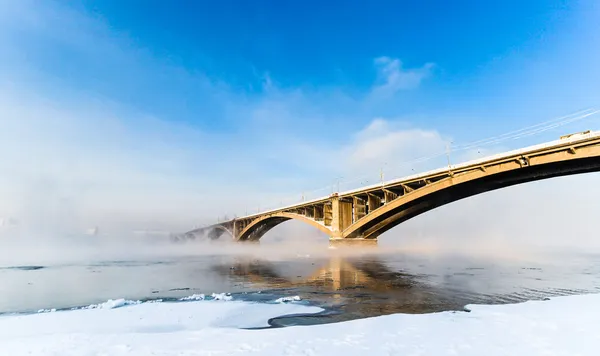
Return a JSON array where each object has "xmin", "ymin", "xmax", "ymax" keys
[
  {"xmin": 232, "ymin": 220, "xmax": 238, "ymax": 240},
  {"xmin": 331, "ymin": 194, "xmax": 353, "ymax": 238},
  {"xmin": 329, "ymin": 238, "xmax": 378, "ymax": 247},
  {"xmin": 331, "ymin": 195, "xmax": 342, "ymax": 238}
]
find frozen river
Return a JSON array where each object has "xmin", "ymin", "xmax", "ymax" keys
[{"xmin": 2, "ymin": 238, "xmax": 599, "ymax": 327}]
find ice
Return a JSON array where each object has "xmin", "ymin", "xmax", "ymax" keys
[
  {"xmin": 179, "ymin": 292, "xmax": 232, "ymax": 301},
  {"xmin": 84, "ymin": 298, "xmax": 142, "ymax": 310},
  {"xmin": 211, "ymin": 292, "xmax": 233, "ymax": 301},
  {"xmin": 145, "ymin": 299, "xmax": 163, "ymax": 303},
  {"xmin": 1, "ymin": 294, "xmax": 599, "ymax": 355},
  {"xmin": 179, "ymin": 294, "xmax": 205, "ymax": 301},
  {"xmin": 275, "ymin": 295, "xmax": 302, "ymax": 303}
]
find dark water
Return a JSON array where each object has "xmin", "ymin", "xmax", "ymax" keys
[{"xmin": 1, "ymin": 245, "xmax": 599, "ymax": 326}]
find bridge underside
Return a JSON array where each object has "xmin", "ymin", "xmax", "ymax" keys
[
  {"xmin": 177, "ymin": 134, "xmax": 600, "ymax": 243},
  {"xmin": 238, "ymin": 217, "xmax": 290, "ymax": 241},
  {"xmin": 351, "ymin": 155, "xmax": 600, "ymax": 240}
]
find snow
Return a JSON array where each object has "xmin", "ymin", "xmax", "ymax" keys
[
  {"xmin": 179, "ymin": 293, "xmax": 205, "ymax": 301},
  {"xmin": 1, "ymin": 293, "xmax": 600, "ymax": 355},
  {"xmin": 211, "ymin": 292, "xmax": 233, "ymax": 301},
  {"xmin": 178, "ymin": 292, "xmax": 233, "ymax": 302},
  {"xmin": 274, "ymin": 295, "xmax": 302, "ymax": 303},
  {"xmin": 83, "ymin": 298, "xmax": 142, "ymax": 310}
]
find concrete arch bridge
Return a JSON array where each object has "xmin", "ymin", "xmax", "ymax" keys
[{"xmin": 174, "ymin": 130, "xmax": 600, "ymax": 243}]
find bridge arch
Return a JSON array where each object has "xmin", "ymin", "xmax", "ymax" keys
[
  {"xmin": 236, "ymin": 212, "xmax": 333, "ymax": 241},
  {"xmin": 179, "ymin": 133, "xmax": 600, "ymax": 243},
  {"xmin": 178, "ymin": 224, "xmax": 234, "ymax": 242},
  {"xmin": 207, "ymin": 225, "xmax": 235, "ymax": 240},
  {"xmin": 343, "ymin": 154, "xmax": 600, "ymax": 239}
]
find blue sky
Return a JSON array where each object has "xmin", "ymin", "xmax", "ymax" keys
[
  {"xmin": 1, "ymin": 0, "xmax": 600, "ymax": 239},
  {"xmin": 6, "ymin": 0, "xmax": 599, "ymax": 132},
  {"xmin": 76, "ymin": 0, "xmax": 564, "ymax": 88}
]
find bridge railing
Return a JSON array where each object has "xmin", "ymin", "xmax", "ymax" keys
[
  {"xmin": 230, "ymin": 129, "xmax": 600, "ymax": 220},
  {"xmin": 195, "ymin": 110, "xmax": 600, "ymax": 227}
]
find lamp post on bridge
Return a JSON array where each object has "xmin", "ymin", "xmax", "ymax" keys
[
  {"xmin": 446, "ymin": 141, "xmax": 454, "ymax": 172},
  {"xmin": 380, "ymin": 162, "xmax": 387, "ymax": 186},
  {"xmin": 332, "ymin": 176, "xmax": 343, "ymax": 193}
]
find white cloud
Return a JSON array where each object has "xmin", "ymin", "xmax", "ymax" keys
[
  {"xmin": 333, "ymin": 119, "xmax": 449, "ymax": 189},
  {"xmin": 371, "ymin": 56, "xmax": 434, "ymax": 97},
  {"xmin": 348, "ymin": 119, "xmax": 446, "ymax": 166}
]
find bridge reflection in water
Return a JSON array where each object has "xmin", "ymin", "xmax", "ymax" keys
[
  {"xmin": 212, "ymin": 254, "xmax": 469, "ymax": 322},
  {"xmin": 207, "ymin": 250, "xmax": 599, "ymax": 325}
]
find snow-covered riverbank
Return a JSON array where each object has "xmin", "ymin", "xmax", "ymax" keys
[{"xmin": 1, "ymin": 293, "xmax": 598, "ymax": 355}]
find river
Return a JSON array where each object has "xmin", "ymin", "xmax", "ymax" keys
[{"xmin": 1, "ymin": 238, "xmax": 598, "ymax": 326}]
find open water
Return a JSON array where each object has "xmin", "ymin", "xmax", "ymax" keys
[{"xmin": 1, "ymin": 238, "xmax": 599, "ymax": 326}]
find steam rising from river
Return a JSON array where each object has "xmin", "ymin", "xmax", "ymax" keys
[{"xmin": 2, "ymin": 82, "xmax": 600, "ymax": 268}]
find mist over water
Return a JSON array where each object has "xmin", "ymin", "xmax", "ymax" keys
[
  {"xmin": 2, "ymin": 225, "xmax": 599, "ymax": 325},
  {"xmin": 1, "ymin": 162, "xmax": 600, "ymax": 323}
]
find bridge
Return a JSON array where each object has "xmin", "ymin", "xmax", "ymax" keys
[{"xmin": 174, "ymin": 130, "xmax": 600, "ymax": 243}]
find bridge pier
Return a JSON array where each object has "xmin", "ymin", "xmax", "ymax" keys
[
  {"xmin": 239, "ymin": 239, "xmax": 260, "ymax": 245},
  {"xmin": 329, "ymin": 238, "xmax": 378, "ymax": 248},
  {"xmin": 330, "ymin": 195, "xmax": 342, "ymax": 238},
  {"xmin": 331, "ymin": 194, "xmax": 353, "ymax": 238}
]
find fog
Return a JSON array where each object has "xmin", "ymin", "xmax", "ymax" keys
[
  {"xmin": 1, "ymin": 0, "xmax": 599, "ymax": 269},
  {"xmin": 1, "ymin": 98, "xmax": 599, "ymax": 267},
  {"xmin": 2, "ymin": 99, "xmax": 599, "ymax": 268}
]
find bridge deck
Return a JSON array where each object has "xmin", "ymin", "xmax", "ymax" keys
[
  {"xmin": 239, "ymin": 130, "xmax": 600, "ymax": 220},
  {"xmin": 176, "ymin": 129, "xmax": 600, "ymax": 242}
]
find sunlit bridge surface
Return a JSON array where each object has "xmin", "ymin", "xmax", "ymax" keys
[{"xmin": 177, "ymin": 130, "xmax": 600, "ymax": 244}]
